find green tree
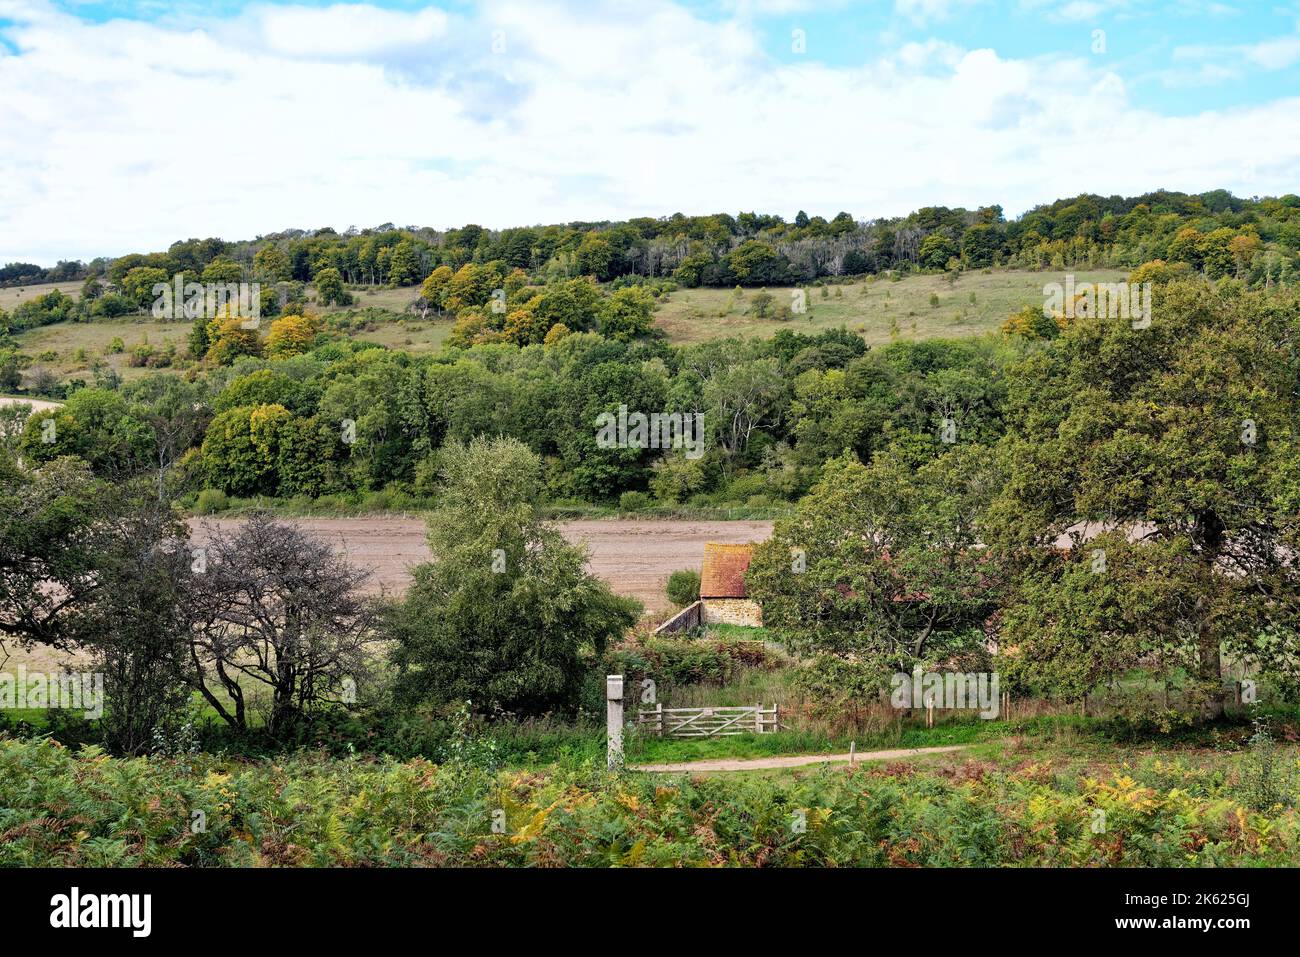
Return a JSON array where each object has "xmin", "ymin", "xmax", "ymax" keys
[
  {"xmin": 388, "ymin": 240, "xmax": 421, "ymax": 286},
  {"xmin": 987, "ymin": 281, "xmax": 1300, "ymax": 717},
  {"xmin": 918, "ymin": 233, "xmax": 958, "ymax": 270},
  {"xmin": 215, "ymin": 369, "xmax": 308, "ymax": 414},
  {"xmin": 702, "ymin": 357, "xmax": 786, "ymax": 463},
  {"xmin": 749, "ymin": 290, "xmax": 774, "ymax": 318},
  {"xmin": 253, "ymin": 245, "xmax": 292, "ymax": 282},
  {"xmin": 389, "ymin": 437, "xmax": 639, "ymax": 715},
  {"xmin": 187, "ymin": 315, "xmax": 211, "ymax": 360},
  {"xmin": 201, "ymin": 258, "xmax": 243, "ymax": 284},
  {"xmin": 0, "ymin": 348, "xmax": 21, "ymax": 392},
  {"xmin": 748, "ymin": 446, "xmax": 1001, "ymax": 685},
  {"xmin": 576, "ymin": 233, "xmax": 616, "ymax": 281},
  {"xmin": 727, "ymin": 240, "xmax": 781, "ymax": 284},
  {"xmin": 276, "ymin": 415, "xmax": 342, "ymax": 496},
  {"xmin": 0, "ymin": 454, "xmax": 128, "ymax": 647},
  {"xmin": 119, "ymin": 266, "xmax": 169, "ymax": 311},
  {"xmin": 666, "ymin": 568, "xmax": 701, "ymax": 606},
  {"xmin": 961, "ymin": 223, "xmax": 1001, "ymax": 268},
  {"xmin": 20, "ymin": 388, "xmax": 153, "ymax": 478},
  {"xmin": 597, "ymin": 285, "xmax": 655, "ymax": 341},
  {"xmin": 200, "ymin": 403, "xmax": 290, "ymax": 496},
  {"xmin": 314, "ymin": 267, "xmax": 347, "ymax": 306}
]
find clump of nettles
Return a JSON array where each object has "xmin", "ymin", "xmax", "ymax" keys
[
  {"xmin": 440, "ymin": 701, "xmax": 502, "ymax": 776},
  {"xmin": 1240, "ymin": 713, "xmax": 1293, "ymax": 811}
]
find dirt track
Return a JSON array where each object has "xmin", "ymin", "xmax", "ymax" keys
[
  {"xmin": 190, "ymin": 517, "xmax": 772, "ymax": 614},
  {"xmin": 632, "ymin": 745, "xmax": 968, "ymax": 773},
  {"xmin": 0, "ymin": 396, "xmax": 61, "ymax": 412}
]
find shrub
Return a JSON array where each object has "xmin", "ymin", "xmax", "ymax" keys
[
  {"xmin": 606, "ymin": 635, "xmax": 779, "ymax": 687},
  {"xmin": 666, "ymin": 568, "xmax": 700, "ymax": 606},
  {"xmin": 649, "ymin": 456, "xmax": 705, "ymax": 504},
  {"xmin": 619, "ymin": 490, "xmax": 651, "ymax": 511},
  {"xmin": 195, "ymin": 488, "xmax": 229, "ymax": 514}
]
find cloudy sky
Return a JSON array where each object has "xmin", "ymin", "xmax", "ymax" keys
[{"xmin": 1, "ymin": 0, "xmax": 1297, "ymax": 264}]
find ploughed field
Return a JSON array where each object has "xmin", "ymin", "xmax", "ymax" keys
[
  {"xmin": 189, "ymin": 516, "xmax": 773, "ymax": 614},
  {"xmin": 2, "ymin": 516, "xmax": 771, "ymax": 672}
]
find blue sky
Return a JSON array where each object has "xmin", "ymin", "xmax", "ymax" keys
[{"xmin": 1, "ymin": 0, "xmax": 1297, "ymax": 263}]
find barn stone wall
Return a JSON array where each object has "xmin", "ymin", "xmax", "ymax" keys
[{"xmin": 702, "ymin": 598, "xmax": 763, "ymax": 627}]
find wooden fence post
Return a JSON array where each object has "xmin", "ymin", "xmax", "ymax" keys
[{"xmin": 607, "ymin": 675, "xmax": 624, "ymax": 770}]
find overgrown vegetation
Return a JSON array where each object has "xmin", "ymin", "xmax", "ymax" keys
[{"xmin": 3, "ymin": 734, "xmax": 1297, "ymax": 867}]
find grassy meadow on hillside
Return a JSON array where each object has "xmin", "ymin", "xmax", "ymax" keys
[
  {"xmin": 14, "ymin": 319, "xmax": 193, "ymax": 383},
  {"xmin": 9, "ymin": 268, "xmax": 1121, "ymax": 388},
  {"xmin": 654, "ymin": 268, "xmax": 1128, "ymax": 345},
  {"xmin": 0, "ymin": 280, "xmax": 81, "ymax": 310}
]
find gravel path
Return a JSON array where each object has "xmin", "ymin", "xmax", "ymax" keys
[{"xmin": 631, "ymin": 745, "xmax": 968, "ymax": 773}]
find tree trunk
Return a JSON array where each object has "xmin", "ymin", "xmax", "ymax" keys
[
  {"xmin": 1199, "ymin": 636, "xmax": 1225, "ymax": 719},
  {"xmin": 1193, "ymin": 511, "xmax": 1227, "ymax": 719}
]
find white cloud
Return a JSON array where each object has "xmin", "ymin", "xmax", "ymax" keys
[
  {"xmin": 244, "ymin": 3, "xmax": 450, "ymax": 58},
  {"xmin": 1057, "ymin": 0, "xmax": 1133, "ymax": 20},
  {"xmin": 1, "ymin": 0, "xmax": 1298, "ymax": 264},
  {"xmin": 895, "ymin": 0, "xmax": 985, "ymax": 26},
  {"xmin": 1242, "ymin": 35, "xmax": 1300, "ymax": 70},
  {"xmin": 895, "ymin": 38, "xmax": 966, "ymax": 69},
  {"xmin": 1151, "ymin": 61, "xmax": 1239, "ymax": 87},
  {"xmin": 1175, "ymin": 27, "xmax": 1300, "ymax": 73}
]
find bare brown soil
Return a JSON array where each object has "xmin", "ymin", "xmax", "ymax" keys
[
  {"xmin": 2, "ymin": 517, "xmax": 772, "ymax": 672},
  {"xmin": 189, "ymin": 516, "xmax": 772, "ymax": 614}
]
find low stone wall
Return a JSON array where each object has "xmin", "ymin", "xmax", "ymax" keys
[{"xmin": 653, "ymin": 600, "xmax": 703, "ymax": 635}]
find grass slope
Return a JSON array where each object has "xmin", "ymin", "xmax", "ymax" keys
[
  {"xmin": 0, "ymin": 281, "xmax": 82, "ymax": 310},
  {"xmin": 654, "ymin": 268, "xmax": 1129, "ymax": 345}
]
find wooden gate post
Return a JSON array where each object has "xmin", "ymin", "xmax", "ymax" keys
[{"xmin": 607, "ymin": 675, "xmax": 624, "ymax": 770}]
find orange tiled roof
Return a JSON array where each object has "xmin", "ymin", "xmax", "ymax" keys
[{"xmin": 700, "ymin": 542, "xmax": 754, "ymax": 599}]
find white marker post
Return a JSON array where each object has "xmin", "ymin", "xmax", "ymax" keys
[{"xmin": 607, "ymin": 674, "xmax": 624, "ymax": 771}]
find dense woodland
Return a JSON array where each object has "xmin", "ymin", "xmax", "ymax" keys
[
  {"xmin": 5, "ymin": 188, "xmax": 1299, "ymax": 316},
  {"xmin": 0, "ymin": 188, "xmax": 1296, "ymax": 515}
]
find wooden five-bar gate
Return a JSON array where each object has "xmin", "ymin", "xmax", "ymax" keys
[{"xmin": 636, "ymin": 703, "xmax": 779, "ymax": 737}]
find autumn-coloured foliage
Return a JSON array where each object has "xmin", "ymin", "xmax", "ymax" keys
[
  {"xmin": 2, "ymin": 736, "xmax": 1296, "ymax": 867},
  {"xmin": 266, "ymin": 311, "xmax": 321, "ymax": 357}
]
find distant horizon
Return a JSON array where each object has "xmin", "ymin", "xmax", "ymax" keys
[{"xmin": 9, "ymin": 185, "xmax": 1292, "ymax": 270}]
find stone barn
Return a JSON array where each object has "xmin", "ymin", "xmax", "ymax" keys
[{"xmin": 699, "ymin": 542, "xmax": 763, "ymax": 627}]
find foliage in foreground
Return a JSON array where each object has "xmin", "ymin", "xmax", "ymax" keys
[{"xmin": 3, "ymin": 736, "xmax": 1297, "ymax": 867}]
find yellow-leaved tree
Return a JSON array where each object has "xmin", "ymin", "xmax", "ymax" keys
[{"xmin": 266, "ymin": 312, "xmax": 321, "ymax": 357}]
